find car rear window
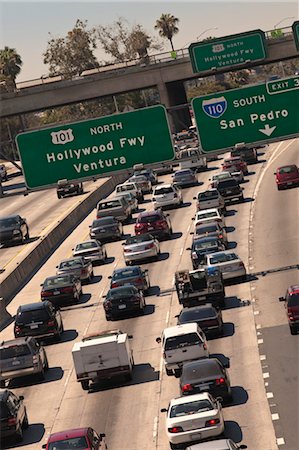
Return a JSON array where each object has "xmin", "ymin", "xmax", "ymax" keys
[
  {"xmin": 44, "ymin": 276, "xmax": 71, "ymax": 288},
  {"xmin": 180, "ymin": 307, "xmax": 216, "ymax": 322},
  {"xmin": 98, "ymin": 200, "xmax": 121, "ymax": 209},
  {"xmin": 138, "ymin": 214, "xmax": 161, "ymax": 223},
  {"xmin": 48, "ymin": 437, "xmax": 88, "ymax": 450},
  {"xmin": 278, "ymin": 166, "xmax": 297, "ymax": 174},
  {"xmin": 218, "ymin": 179, "xmax": 238, "ymax": 188},
  {"xmin": 170, "ymin": 399, "xmax": 213, "ymax": 417},
  {"xmin": 194, "ymin": 239, "xmax": 218, "ymax": 250},
  {"xmin": 165, "ymin": 332, "xmax": 202, "ymax": 350},
  {"xmin": 209, "ymin": 253, "xmax": 238, "ymax": 264},
  {"xmin": 288, "ymin": 293, "xmax": 299, "ymax": 306},
  {"xmin": 16, "ymin": 308, "xmax": 50, "ymax": 323},
  {"xmin": 198, "ymin": 191, "xmax": 218, "ymax": 200},
  {"xmin": 107, "ymin": 286, "xmax": 137, "ymax": 299},
  {"xmin": 113, "ymin": 268, "xmax": 140, "ymax": 279},
  {"xmin": 0, "ymin": 344, "xmax": 31, "ymax": 359},
  {"xmin": 126, "ymin": 234, "xmax": 153, "ymax": 244},
  {"xmin": 154, "ymin": 187, "xmax": 174, "ymax": 195},
  {"xmin": 117, "ymin": 184, "xmax": 135, "ymax": 192},
  {"xmin": 183, "ymin": 360, "xmax": 222, "ymax": 380},
  {"xmin": 75, "ymin": 242, "xmax": 98, "ymax": 251},
  {"xmin": 92, "ymin": 218, "xmax": 115, "ymax": 227},
  {"xmin": 59, "ymin": 259, "xmax": 83, "ymax": 269}
]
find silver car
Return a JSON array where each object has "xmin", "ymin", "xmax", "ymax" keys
[
  {"xmin": 72, "ymin": 240, "xmax": 107, "ymax": 265},
  {"xmin": 128, "ymin": 175, "xmax": 152, "ymax": 194},
  {"xmin": 122, "ymin": 233, "xmax": 160, "ymax": 265},
  {"xmin": 114, "ymin": 191, "xmax": 138, "ymax": 212},
  {"xmin": 203, "ymin": 250, "xmax": 246, "ymax": 281},
  {"xmin": 186, "ymin": 439, "xmax": 247, "ymax": 449},
  {"xmin": 56, "ymin": 256, "xmax": 94, "ymax": 282}
]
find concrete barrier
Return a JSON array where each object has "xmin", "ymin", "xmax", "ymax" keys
[{"xmin": 0, "ymin": 174, "xmax": 127, "ymax": 327}]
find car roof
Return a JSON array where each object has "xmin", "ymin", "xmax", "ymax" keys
[
  {"xmin": 185, "ymin": 439, "xmax": 235, "ymax": 449},
  {"xmin": 155, "ymin": 183, "xmax": 173, "ymax": 189},
  {"xmin": 138, "ymin": 210, "xmax": 162, "ymax": 217},
  {"xmin": 207, "ymin": 250, "xmax": 238, "ymax": 259},
  {"xmin": 197, "ymin": 208, "xmax": 219, "ymax": 215},
  {"xmin": 60, "ymin": 257, "xmax": 84, "ymax": 263},
  {"xmin": 181, "ymin": 304, "xmax": 214, "ymax": 314},
  {"xmin": 182, "ymin": 358, "xmax": 222, "ymax": 373},
  {"xmin": 170, "ymin": 391, "xmax": 211, "ymax": 406},
  {"xmin": 163, "ymin": 323, "xmax": 199, "ymax": 338},
  {"xmin": 44, "ymin": 274, "xmax": 72, "ymax": 281},
  {"xmin": 76, "ymin": 240, "xmax": 98, "ymax": 245},
  {"xmin": 48, "ymin": 428, "xmax": 89, "ymax": 442}
]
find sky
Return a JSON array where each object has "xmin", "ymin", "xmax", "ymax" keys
[{"xmin": 1, "ymin": 1, "xmax": 298, "ymax": 82}]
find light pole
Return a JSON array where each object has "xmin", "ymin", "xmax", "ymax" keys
[
  {"xmin": 183, "ymin": 27, "xmax": 218, "ymax": 48},
  {"xmin": 274, "ymin": 16, "xmax": 295, "ymax": 28}
]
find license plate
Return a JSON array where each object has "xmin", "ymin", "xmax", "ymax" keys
[
  {"xmin": 53, "ymin": 290, "xmax": 60, "ymax": 295},
  {"xmin": 226, "ymin": 265, "xmax": 235, "ymax": 271},
  {"xmin": 12, "ymin": 360, "xmax": 21, "ymax": 365},
  {"xmin": 197, "ymin": 383, "xmax": 210, "ymax": 391},
  {"xmin": 118, "ymin": 304, "xmax": 126, "ymax": 310},
  {"xmin": 287, "ymin": 182, "xmax": 293, "ymax": 185},
  {"xmin": 100, "ymin": 229, "xmax": 106, "ymax": 233},
  {"xmin": 147, "ymin": 227, "xmax": 154, "ymax": 230},
  {"xmin": 226, "ymin": 190, "xmax": 232, "ymax": 194},
  {"xmin": 191, "ymin": 432, "xmax": 202, "ymax": 440},
  {"xmin": 30, "ymin": 324, "xmax": 39, "ymax": 329}
]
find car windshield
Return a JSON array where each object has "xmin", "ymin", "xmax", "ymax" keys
[
  {"xmin": 17, "ymin": 308, "xmax": 50, "ymax": 323},
  {"xmin": 288, "ymin": 293, "xmax": 299, "ymax": 306},
  {"xmin": 154, "ymin": 187, "xmax": 174, "ymax": 195},
  {"xmin": 126, "ymin": 234, "xmax": 153, "ymax": 244},
  {"xmin": 165, "ymin": 333, "xmax": 201, "ymax": 350},
  {"xmin": 92, "ymin": 218, "xmax": 115, "ymax": 227},
  {"xmin": 170, "ymin": 399, "xmax": 213, "ymax": 417},
  {"xmin": 59, "ymin": 259, "xmax": 83, "ymax": 269},
  {"xmin": 75, "ymin": 242, "xmax": 98, "ymax": 251},
  {"xmin": 0, "ymin": 217, "xmax": 19, "ymax": 228},
  {"xmin": 0, "ymin": 344, "xmax": 31, "ymax": 359},
  {"xmin": 279, "ymin": 166, "xmax": 297, "ymax": 174},
  {"xmin": 48, "ymin": 436, "xmax": 88, "ymax": 450},
  {"xmin": 107, "ymin": 286, "xmax": 137, "ymax": 299},
  {"xmin": 138, "ymin": 214, "xmax": 161, "ymax": 224},
  {"xmin": 210, "ymin": 253, "xmax": 238, "ymax": 264},
  {"xmin": 180, "ymin": 308, "xmax": 216, "ymax": 322},
  {"xmin": 44, "ymin": 276, "xmax": 72, "ymax": 288},
  {"xmin": 98, "ymin": 200, "xmax": 121, "ymax": 209},
  {"xmin": 113, "ymin": 268, "xmax": 141, "ymax": 280}
]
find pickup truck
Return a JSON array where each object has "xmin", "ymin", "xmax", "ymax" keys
[
  {"xmin": 174, "ymin": 267, "xmax": 225, "ymax": 308},
  {"xmin": 194, "ymin": 189, "xmax": 226, "ymax": 213},
  {"xmin": 72, "ymin": 329, "xmax": 134, "ymax": 390}
]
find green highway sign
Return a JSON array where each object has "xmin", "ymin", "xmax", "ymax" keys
[
  {"xmin": 192, "ymin": 76, "xmax": 299, "ymax": 153},
  {"xmin": 189, "ymin": 30, "xmax": 267, "ymax": 74},
  {"xmin": 292, "ymin": 21, "xmax": 299, "ymax": 50},
  {"xmin": 16, "ymin": 105, "xmax": 175, "ymax": 189}
]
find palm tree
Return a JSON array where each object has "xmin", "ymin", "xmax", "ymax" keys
[
  {"xmin": 0, "ymin": 47, "xmax": 22, "ymax": 88},
  {"xmin": 155, "ymin": 13, "xmax": 179, "ymax": 51}
]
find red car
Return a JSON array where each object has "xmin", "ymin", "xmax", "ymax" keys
[
  {"xmin": 42, "ymin": 428, "xmax": 107, "ymax": 450},
  {"xmin": 275, "ymin": 164, "xmax": 299, "ymax": 190},
  {"xmin": 279, "ymin": 284, "xmax": 299, "ymax": 334},
  {"xmin": 134, "ymin": 210, "xmax": 172, "ymax": 240},
  {"xmin": 222, "ymin": 156, "xmax": 248, "ymax": 175}
]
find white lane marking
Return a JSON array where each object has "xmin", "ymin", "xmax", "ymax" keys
[
  {"xmin": 267, "ymin": 392, "xmax": 274, "ymax": 399},
  {"xmin": 153, "ymin": 416, "xmax": 158, "ymax": 438},
  {"xmin": 165, "ymin": 311, "xmax": 169, "ymax": 324},
  {"xmin": 180, "ymin": 247, "xmax": 183, "ymax": 256},
  {"xmin": 64, "ymin": 369, "xmax": 72, "ymax": 387},
  {"xmin": 277, "ymin": 437, "xmax": 285, "ymax": 445},
  {"xmin": 263, "ymin": 372, "xmax": 270, "ymax": 379},
  {"xmin": 159, "ymin": 357, "xmax": 164, "ymax": 374},
  {"xmin": 257, "ymin": 338, "xmax": 264, "ymax": 344},
  {"xmin": 187, "ymin": 223, "xmax": 191, "ymax": 233},
  {"xmin": 83, "ymin": 324, "xmax": 89, "ymax": 336},
  {"xmin": 99, "ymin": 289, "xmax": 104, "ymax": 298},
  {"xmin": 113, "ymin": 261, "xmax": 117, "ymax": 268},
  {"xmin": 254, "ymin": 310, "xmax": 260, "ymax": 315},
  {"xmin": 260, "ymin": 354, "xmax": 266, "ymax": 361},
  {"xmin": 272, "ymin": 413, "xmax": 280, "ymax": 421}
]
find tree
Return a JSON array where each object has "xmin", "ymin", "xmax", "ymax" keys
[
  {"xmin": 154, "ymin": 13, "xmax": 179, "ymax": 51},
  {"xmin": 43, "ymin": 19, "xmax": 99, "ymax": 78},
  {"xmin": 0, "ymin": 47, "xmax": 22, "ymax": 89},
  {"xmin": 97, "ymin": 18, "xmax": 162, "ymax": 63}
]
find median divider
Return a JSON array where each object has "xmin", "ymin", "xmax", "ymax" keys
[{"xmin": 0, "ymin": 174, "xmax": 127, "ymax": 328}]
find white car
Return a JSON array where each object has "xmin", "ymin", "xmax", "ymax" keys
[
  {"xmin": 153, "ymin": 184, "xmax": 183, "ymax": 209},
  {"xmin": 185, "ymin": 439, "xmax": 247, "ymax": 450},
  {"xmin": 72, "ymin": 240, "xmax": 107, "ymax": 264},
  {"xmin": 203, "ymin": 250, "xmax": 246, "ymax": 281},
  {"xmin": 162, "ymin": 392, "xmax": 224, "ymax": 449},
  {"xmin": 194, "ymin": 208, "xmax": 225, "ymax": 228},
  {"xmin": 115, "ymin": 182, "xmax": 143, "ymax": 202}
]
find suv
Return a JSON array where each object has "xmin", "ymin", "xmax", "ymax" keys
[
  {"xmin": 96, "ymin": 197, "xmax": 132, "ymax": 223},
  {"xmin": 0, "ymin": 215, "xmax": 29, "ymax": 245},
  {"xmin": 14, "ymin": 301, "xmax": 64, "ymax": 341},
  {"xmin": 135, "ymin": 210, "xmax": 173, "ymax": 240},
  {"xmin": 0, "ymin": 337, "xmax": 48, "ymax": 386},
  {"xmin": 0, "ymin": 163, "xmax": 8, "ymax": 181},
  {"xmin": 231, "ymin": 145, "xmax": 258, "ymax": 164},
  {"xmin": 216, "ymin": 179, "xmax": 244, "ymax": 203},
  {"xmin": 279, "ymin": 284, "xmax": 299, "ymax": 334},
  {"xmin": 274, "ymin": 164, "xmax": 299, "ymax": 190},
  {"xmin": 0, "ymin": 390, "xmax": 28, "ymax": 442},
  {"xmin": 57, "ymin": 179, "xmax": 84, "ymax": 199}
]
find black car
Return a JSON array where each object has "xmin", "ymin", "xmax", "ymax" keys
[
  {"xmin": 187, "ymin": 236, "xmax": 226, "ymax": 269},
  {"xmin": 0, "ymin": 215, "xmax": 29, "ymax": 245},
  {"xmin": 231, "ymin": 146, "xmax": 258, "ymax": 164},
  {"xmin": 216, "ymin": 179, "xmax": 244, "ymax": 203},
  {"xmin": 172, "ymin": 169, "xmax": 197, "ymax": 187},
  {"xmin": 89, "ymin": 216, "xmax": 123, "ymax": 242},
  {"xmin": 0, "ymin": 390, "xmax": 28, "ymax": 443},
  {"xmin": 108, "ymin": 266, "xmax": 150, "ymax": 292},
  {"xmin": 180, "ymin": 358, "xmax": 232, "ymax": 403},
  {"xmin": 14, "ymin": 301, "xmax": 64, "ymax": 341},
  {"xmin": 103, "ymin": 285, "xmax": 146, "ymax": 320},
  {"xmin": 57, "ymin": 179, "xmax": 83, "ymax": 199},
  {"xmin": 177, "ymin": 304, "xmax": 223, "ymax": 337},
  {"xmin": 40, "ymin": 274, "xmax": 82, "ymax": 306}
]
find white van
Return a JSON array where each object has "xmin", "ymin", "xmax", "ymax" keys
[
  {"xmin": 179, "ymin": 148, "xmax": 207, "ymax": 172},
  {"xmin": 156, "ymin": 323, "xmax": 209, "ymax": 377},
  {"xmin": 115, "ymin": 182, "xmax": 143, "ymax": 202}
]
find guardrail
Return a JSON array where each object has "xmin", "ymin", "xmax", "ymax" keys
[{"xmin": 14, "ymin": 26, "xmax": 294, "ymax": 90}]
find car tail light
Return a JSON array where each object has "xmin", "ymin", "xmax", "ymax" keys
[
  {"xmin": 182, "ymin": 383, "xmax": 193, "ymax": 393},
  {"xmin": 8, "ymin": 417, "xmax": 17, "ymax": 426},
  {"xmin": 287, "ymin": 309, "xmax": 295, "ymax": 321},
  {"xmin": 203, "ymin": 343, "xmax": 207, "ymax": 350},
  {"xmin": 156, "ymin": 220, "xmax": 168, "ymax": 229},
  {"xmin": 14, "ymin": 325, "xmax": 21, "ymax": 334},
  {"xmin": 61, "ymin": 287, "xmax": 73, "ymax": 293},
  {"xmin": 104, "ymin": 301, "xmax": 112, "ymax": 310},
  {"xmin": 33, "ymin": 355, "xmax": 39, "ymax": 365},
  {"xmin": 47, "ymin": 320, "xmax": 55, "ymax": 327},
  {"xmin": 238, "ymin": 262, "xmax": 245, "ymax": 268},
  {"xmin": 41, "ymin": 290, "xmax": 53, "ymax": 297},
  {"xmin": 111, "ymin": 282, "xmax": 119, "ymax": 288},
  {"xmin": 219, "ymin": 234, "xmax": 223, "ymax": 239},
  {"xmin": 145, "ymin": 243, "xmax": 154, "ymax": 250},
  {"xmin": 205, "ymin": 418, "xmax": 220, "ymax": 427},
  {"xmin": 215, "ymin": 377, "xmax": 226, "ymax": 385},
  {"xmin": 168, "ymin": 426, "xmax": 183, "ymax": 433},
  {"xmin": 135, "ymin": 223, "xmax": 146, "ymax": 230}
]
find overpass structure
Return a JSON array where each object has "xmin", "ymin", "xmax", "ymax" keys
[{"xmin": 1, "ymin": 28, "xmax": 299, "ymax": 131}]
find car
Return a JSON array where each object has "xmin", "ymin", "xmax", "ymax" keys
[
  {"xmin": 122, "ymin": 233, "xmax": 160, "ymax": 265},
  {"xmin": 41, "ymin": 274, "xmax": 82, "ymax": 306},
  {"xmin": 0, "ymin": 337, "xmax": 49, "ymax": 386},
  {"xmin": 279, "ymin": 284, "xmax": 299, "ymax": 334},
  {"xmin": 14, "ymin": 301, "xmax": 64, "ymax": 341},
  {"xmin": 0, "ymin": 390, "xmax": 28, "ymax": 442},
  {"xmin": 115, "ymin": 181, "xmax": 143, "ymax": 202},
  {"xmin": 274, "ymin": 164, "xmax": 299, "ymax": 190},
  {"xmin": 56, "ymin": 179, "xmax": 83, "ymax": 199},
  {"xmin": 185, "ymin": 439, "xmax": 247, "ymax": 449},
  {"xmin": 0, "ymin": 163, "xmax": 8, "ymax": 181},
  {"xmin": 133, "ymin": 166, "xmax": 158, "ymax": 185},
  {"xmin": 216, "ymin": 179, "xmax": 244, "ymax": 203},
  {"xmin": 103, "ymin": 285, "xmax": 146, "ymax": 320},
  {"xmin": 153, "ymin": 163, "xmax": 173, "ymax": 175},
  {"xmin": 180, "ymin": 358, "xmax": 232, "ymax": 403},
  {"xmin": 203, "ymin": 250, "xmax": 246, "ymax": 281},
  {"xmin": 222, "ymin": 156, "xmax": 248, "ymax": 175},
  {"xmin": 194, "ymin": 189, "xmax": 225, "ymax": 213},
  {"xmin": 187, "ymin": 236, "xmax": 226, "ymax": 269},
  {"xmin": 178, "ymin": 148, "xmax": 207, "ymax": 172},
  {"xmin": 114, "ymin": 191, "xmax": 138, "ymax": 212},
  {"xmin": 56, "ymin": 256, "xmax": 94, "ymax": 282},
  {"xmin": 177, "ymin": 304, "xmax": 224, "ymax": 338},
  {"xmin": 135, "ymin": 210, "xmax": 173, "ymax": 240},
  {"xmin": 161, "ymin": 392, "xmax": 224, "ymax": 449},
  {"xmin": 42, "ymin": 427, "xmax": 107, "ymax": 450},
  {"xmin": 128, "ymin": 174, "xmax": 152, "ymax": 194},
  {"xmin": 172, "ymin": 169, "xmax": 198, "ymax": 188},
  {"xmin": 108, "ymin": 266, "xmax": 150, "ymax": 292},
  {"xmin": 0, "ymin": 215, "xmax": 29, "ymax": 245},
  {"xmin": 72, "ymin": 239, "xmax": 107, "ymax": 264},
  {"xmin": 194, "ymin": 208, "xmax": 225, "ymax": 228},
  {"xmin": 96, "ymin": 197, "xmax": 132, "ymax": 223},
  {"xmin": 152, "ymin": 184, "xmax": 183, "ymax": 209},
  {"xmin": 209, "ymin": 171, "xmax": 233, "ymax": 189},
  {"xmin": 191, "ymin": 222, "xmax": 228, "ymax": 247},
  {"xmin": 89, "ymin": 216, "xmax": 123, "ymax": 242},
  {"xmin": 231, "ymin": 145, "xmax": 258, "ymax": 164}
]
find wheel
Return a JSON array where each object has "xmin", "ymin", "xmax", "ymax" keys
[
  {"xmin": 81, "ymin": 380, "xmax": 89, "ymax": 391},
  {"xmin": 37, "ymin": 369, "xmax": 45, "ymax": 381},
  {"xmin": 105, "ymin": 315, "xmax": 111, "ymax": 321},
  {"xmin": 125, "ymin": 260, "xmax": 131, "ymax": 266},
  {"xmin": 240, "ymin": 194, "xmax": 244, "ymax": 202},
  {"xmin": 25, "ymin": 229, "xmax": 30, "ymax": 240},
  {"xmin": 57, "ymin": 193, "xmax": 61, "ymax": 199},
  {"xmin": 44, "ymin": 355, "xmax": 49, "ymax": 371},
  {"xmin": 174, "ymin": 369, "xmax": 181, "ymax": 378},
  {"xmin": 170, "ymin": 442, "xmax": 181, "ymax": 450},
  {"xmin": 166, "ymin": 368, "xmax": 173, "ymax": 376},
  {"xmin": 290, "ymin": 325, "xmax": 297, "ymax": 335},
  {"xmin": 277, "ymin": 185, "xmax": 282, "ymax": 191},
  {"xmin": 15, "ymin": 426, "xmax": 23, "ymax": 443},
  {"xmin": 22, "ymin": 411, "xmax": 29, "ymax": 429},
  {"xmin": 0, "ymin": 380, "xmax": 5, "ymax": 388}
]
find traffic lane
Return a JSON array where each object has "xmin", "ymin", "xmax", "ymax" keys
[{"xmin": 0, "ymin": 177, "xmax": 110, "ymax": 270}]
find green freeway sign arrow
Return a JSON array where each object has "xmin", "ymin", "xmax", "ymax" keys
[
  {"xmin": 16, "ymin": 105, "xmax": 175, "ymax": 189},
  {"xmin": 192, "ymin": 76, "xmax": 299, "ymax": 153}
]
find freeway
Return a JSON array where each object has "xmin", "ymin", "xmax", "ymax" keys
[{"xmin": 2, "ymin": 140, "xmax": 296, "ymax": 449}]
